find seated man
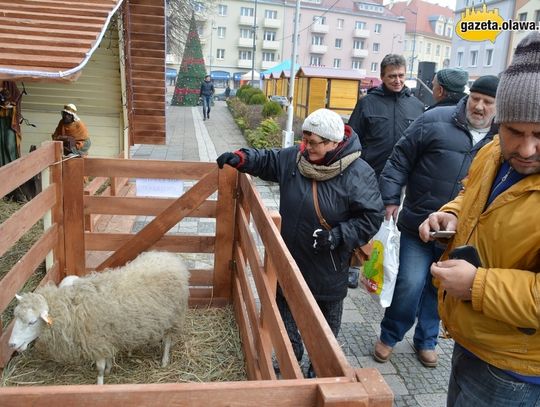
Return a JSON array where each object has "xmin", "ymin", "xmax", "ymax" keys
[{"xmin": 51, "ymin": 104, "xmax": 91, "ymax": 156}]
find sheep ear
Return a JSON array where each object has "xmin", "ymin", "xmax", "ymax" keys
[
  {"xmin": 40, "ymin": 310, "xmax": 53, "ymax": 326},
  {"xmin": 15, "ymin": 294, "xmax": 23, "ymax": 301}
]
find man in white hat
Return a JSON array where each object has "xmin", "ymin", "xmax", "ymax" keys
[{"xmin": 52, "ymin": 104, "xmax": 91, "ymax": 156}]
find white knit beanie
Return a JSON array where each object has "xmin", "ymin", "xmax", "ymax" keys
[
  {"xmin": 302, "ymin": 108, "xmax": 344, "ymax": 142},
  {"xmin": 496, "ymin": 31, "xmax": 540, "ymax": 124}
]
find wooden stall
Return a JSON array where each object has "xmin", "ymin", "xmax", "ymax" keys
[
  {"xmin": 0, "ymin": 142, "xmax": 393, "ymax": 406},
  {"xmin": 275, "ymin": 70, "xmax": 291, "ymax": 99},
  {"xmin": 293, "ymin": 67, "xmax": 365, "ymax": 120}
]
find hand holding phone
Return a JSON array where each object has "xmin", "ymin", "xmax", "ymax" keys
[{"xmin": 429, "ymin": 230, "xmax": 456, "ymax": 239}]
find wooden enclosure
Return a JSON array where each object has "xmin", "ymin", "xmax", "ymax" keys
[
  {"xmin": 293, "ymin": 67, "xmax": 364, "ymax": 120},
  {"xmin": 0, "ymin": 142, "xmax": 392, "ymax": 406}
]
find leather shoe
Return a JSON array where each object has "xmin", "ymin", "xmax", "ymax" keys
[
  {"xmin": 373, "ymin": 340, "xmax": 393, "ymax": 363},
  {"xmin": 416, "ymin": 348, "xmax": 438, "ymax": 368}
]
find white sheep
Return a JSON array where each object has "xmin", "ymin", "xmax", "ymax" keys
[{"xmin": 9, "ymin": 251, "xmax": 190, "ymax": 385}]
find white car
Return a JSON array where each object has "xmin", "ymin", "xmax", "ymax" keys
[{"xmin": 269, "ymin": 95, "xmax": 289, "ymax": 107}]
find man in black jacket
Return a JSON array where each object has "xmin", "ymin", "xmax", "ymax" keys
[
  {"xmin": 428, "ymin": 68, "xmax": 469, "ymax": 110},
  {"xmin": 373, "ymin": 75, "xmax": 499, "ymax": 368},
  {"xmin": 199, "ymin": 75, "xmax": 215, "ymax": 121},
  {"xmin": 348, "ymin": 54, "xmax": 424, "ymax": 178}
]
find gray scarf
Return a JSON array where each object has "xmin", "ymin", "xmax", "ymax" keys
[{"xmin": 296, "ymin": 151, "xmax": 362, "ymax": 181}]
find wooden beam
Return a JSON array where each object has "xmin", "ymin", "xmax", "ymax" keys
[{"xmin": 95, "ymin": 168, "xmax": 218, "ymax": 271}]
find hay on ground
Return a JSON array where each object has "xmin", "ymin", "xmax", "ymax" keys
[{"xmin": 2, "ymin": 306, "xmax": 246, "ymax": 386}]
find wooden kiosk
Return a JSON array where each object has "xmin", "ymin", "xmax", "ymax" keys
[{"xmin": 0, "ymin": 142, "xmax": 392, "ymax": 406}]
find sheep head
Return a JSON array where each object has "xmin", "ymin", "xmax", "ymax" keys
[{"xmin": 9, "ymin": 293, "xmax": 50, "ymax": 352}]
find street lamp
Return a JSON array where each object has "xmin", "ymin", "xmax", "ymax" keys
[
  {"xmin": 251, "ymin": 0, "xmax": 258, "ymax": 82},
  {"xmin": 209, "ymin": 20, "xmax": 216, "ymax": 75},
  {"xmin": 408, "ymin": 9, "xmax": 418, "ymax": 79}
]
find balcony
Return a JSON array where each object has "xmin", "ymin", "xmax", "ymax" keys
[
  {"xmin": 353, "ymin": 28, "xmax": 370, "ymax": 38},
  {"xmin": 310, "ymin": 44, "xmax": 328, "ymax": 54},
  {"xmin": 352, "ymin": 48, "xmax": 369, "ymax": 58},
  {"xmin": 262, "ymin": 40, "xmax": 279, "ymax": 50},
  {"xmin": 237, "ymin": 59, "xmax": 253, "ymax": 68},
  {"xmin": 239, "ymin": 15, "xmax": 255, "ymax": 26},
  {"xmin": 261, "ymin": 60, "xmax": 277, "ymax": 70},
  {"xmin": 311, "ymin": 23, "xmax": 329, "ymax": 34},
  {"xmin": 263, "ymin": 18, "xmax": 281, "ymax": 28},
  {"xmin": 238, "ymin": 38, "xmax": 253, "ymax": 48}
]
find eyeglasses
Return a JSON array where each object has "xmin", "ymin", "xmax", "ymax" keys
[{"xmin": 302, "ymin": 131, "xmax": 329, "ymax": 148}]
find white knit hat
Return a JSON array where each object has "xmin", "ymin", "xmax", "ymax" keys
[{"xmin": 302, "ymin": 108, "xmax": 344, "ymax": 142}]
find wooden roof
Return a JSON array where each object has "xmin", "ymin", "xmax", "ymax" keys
[
  {"xmin": 0, "ymin": 0, "xmax": 124, "ymax": 82},
  {"xmin": 296, "ymin": 67, "xmax": 365, "ymax": 80}
]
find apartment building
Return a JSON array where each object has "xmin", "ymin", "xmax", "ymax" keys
[
  {"xmin": 451, "ymin": 0, "xmax": 515, "ymax": 81},
  {"xmin": 186, "ymin": 0, "xmax": 406, "ymax": 88},
  {"xmin": 388, "ymin": 0, "xmax": 454, "ymax": 78},
  {"xmin": 508, "ymin": 0, "xmax": 540, "ymax": 65}
]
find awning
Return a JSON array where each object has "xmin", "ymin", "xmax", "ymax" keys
[
  {"xmin": 233, "ymin": 72, "xmax": 246, "ymax": 80},
  {"xmin": 210, "ymin": 70, "xmax": 230, "ymax": 80}
]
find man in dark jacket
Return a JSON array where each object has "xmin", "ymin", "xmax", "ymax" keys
[
  {"xmin": 348, "ymin": 54, "xmax": 424, "ymax": 178},
  {"xmin": 199, "ymin": 75, "xmax": 215, "ymax": 120},
  {"xmin": 373, "ymin": 75, "xmax": 499, "ymax": 368},
  {"xmin": 217, "ymin": 108, "xmax": 384, "ymax": 378},
  {"xmin": 427, "ymin": 68, "xmax": 469, "ymax": 111}
]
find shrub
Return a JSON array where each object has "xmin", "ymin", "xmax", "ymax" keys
[
  {"xmin": 248, "ymin": 93, "xmax": 267, "ymax": 105},
  {"xmin": 245, "ymin": 118, "xmax": 282, "ymax": 148},
  {"xmin": 235, "ymin": 85, "xmax": 253, "ymax": 101},
  {"xmin": 239, "ymin": 88, "xmax": 261, "ymax": 104},
  {"xmin": 262, "ymin": 101, "xmax": 283, "ymax": 118}
]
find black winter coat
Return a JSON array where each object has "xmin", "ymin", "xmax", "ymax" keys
[
  {"xmin": 348, "ymin": 85, "xmax": 424, "ymax": 177},
  {"xmin": 237, "ymin": 132, "xmax": 384, "ymax": 301},
  {"xmin": 379, "ymin": 97, "xmax": 498, "ymax": 236},
  {"xmin": 200, "ymin": 81, "xmax": 215, "ymax": 96}
]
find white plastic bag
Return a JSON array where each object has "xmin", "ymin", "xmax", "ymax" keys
[{"xmin": 360, "ymin": 218, "xmax": 400, "ymax": 308}]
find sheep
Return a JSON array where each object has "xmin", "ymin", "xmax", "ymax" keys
[
  {"xmin": 8, "ymin": 251, "xmax": 190, "ymax": 385},
  {"xmin": 58, "ymin": 275, "xmax": 80, "ymax": 288}
]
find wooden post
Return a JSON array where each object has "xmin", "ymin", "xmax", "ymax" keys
[
  {"xmin": 213, "ymin": 166, "xmax": 237, "ymax": 299},
  {"xmin": 50, "ymin": 142, "xmax": 66, "ymax": 277},
  {"xmin": 62, "ymin": 157, "xmax": 86, "ymax": 276}
]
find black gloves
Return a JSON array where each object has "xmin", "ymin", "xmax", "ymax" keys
[
  {"xmin": 313, "ymin": 229, "xmax": 340, "ymax": 251},
  {"xmin": 217, "ymin": 152, "xmax": 241, "ymax": 169}
]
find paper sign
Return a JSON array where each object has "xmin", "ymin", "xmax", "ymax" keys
[{"xmin": 136, "ymin": 178, "xmax": 184, "ymax": 198}]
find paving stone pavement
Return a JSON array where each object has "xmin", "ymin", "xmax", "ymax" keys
[{"xmin": 130, "ymin": 90, "xmax": 454, "ymax": 406}]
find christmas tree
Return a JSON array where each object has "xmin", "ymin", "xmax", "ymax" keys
[{"xmin": 171, "ymin": 14, "xmax": 207, "ymax": 106}]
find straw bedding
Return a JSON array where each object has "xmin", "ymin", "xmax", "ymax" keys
[{"xmin": 2, "ymin": 306, "xmax": 247, "ymax": 386}]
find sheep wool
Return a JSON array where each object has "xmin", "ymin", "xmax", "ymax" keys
[{"xmin": 16, "ymin": 251, "xmax": 190, "ymax": 365}]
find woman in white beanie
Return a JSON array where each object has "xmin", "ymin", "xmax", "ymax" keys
[{"xmin": 217, "ymin": 108, "xmax": 384, "ymax": 377}]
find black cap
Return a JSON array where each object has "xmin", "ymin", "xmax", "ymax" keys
[{"xmin": 469, "ymin": 75, "xmax": 499, "ymax": 98}]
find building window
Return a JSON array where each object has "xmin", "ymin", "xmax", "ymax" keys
[
  {"xmin": 435, "ymin": 44, "xmax": 440, "ymax": 56},
  {"xmin": 218, "ymin": 4, "xmax": 227, "ymax": 16},
  {"xmin": 446, "ymin": 26, "xmax": 452, "ymax": 36},
  {"xmin": 370, "ymin": 62, "xmax": 378, "ymax": 72},
  {"xmin": 535, "ymin": 10, "xmax": 540, "ymax": 24},
  {"xmin": 485, "ymin": 49, "xmax": 493, "ymax": 66},
  {"xmin": 240, "ymin": 7, "xmax": 254, "ymax": 17},
  {"xmin": 335, "ymin": 38, "xmax": 342, "ymax": 48},
  {"xmin": 217, "ymin": 27, "xmax": 226, "ymax": 38},
  {"xmin": 352, "ymin": 59, "xmax": 362, "ymax": 69},
  {"xmin": 337, "ymin": 18, "xmax": 344, "ymax": 29},
  {"xmin": 264, "ymin": 31, "xmax": 276, "ymax": 41},
  {"xmin": 445, "ymin": 46, "xmax": 450, "ymax": 58},
  {"xmin": 426, "ymin": 42, "xmax": 432, "ymax": 54},
  {"xmin": 404, "ymin": 39, "xmax": 408, "ymax": 50},
  {"xmin": 457, "ymin": 51, "xmax": 463, "ymax": 67},
  {"xmin": 265, "ymin": 9, "xmax": 277, "ymax": 19},
  {"xmin": 470, "ymin": 50, "xmax": 478, "ymax": 67},
  {"xmin": 436, "ymin": 24, "xmax": 442, "ymax": 35},
  {"xmin": 239, "ymin": 50, "xmax": 252, "ymax": 60},
  {"xmin": 312, "ymin": 35, "xmax": 324, "ymax": 45},
  {"xmin": 262, "ymin": 52, "xmax": 275, "ymax": 62},
  {"xmin": 355, "ymin": 21, "xmax": 366, "ymax": 29},
  {"xmin": 518, "ymin": 12, "xmax": 527, "ymax": 21},
  {"xmin": 353, "ymin": 39, "xmax": 365, "ymax": 49},
  {"xmin": 240, "ymin": 28, "xmax": 253, "ymax": 39},
  {"xmin": 310, "ymin": 55, "xmax": 322, "ymax": 66},
  {"xmin": 313, "ymin": 16, "xmax": 326, "ymax": 24},
  {"xmin": 333, "ymin": 58, "xmax": 341, "ymax": 68},
  {"xmin": 373, "ymin": 42, "xmax": 380, "ymax": 52},
  {"xmin": 374, "ymin": 23, "xmax": 382, "ymax": 33},
  {"xmin": 217, "ymin": 49, "xmax": 225, "ymax": 59}
]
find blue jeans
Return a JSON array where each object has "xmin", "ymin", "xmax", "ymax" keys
[
  {"xmin": 201, "ymin": 95, "xmax": 212, "ymax": 118},
  {"xmin": 448, "ymin": 343, "xmax": 540, "ymax": 406},
  {"xmin": 379, "ymin": 230, "xmax": 444, "ymax": 350}
]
